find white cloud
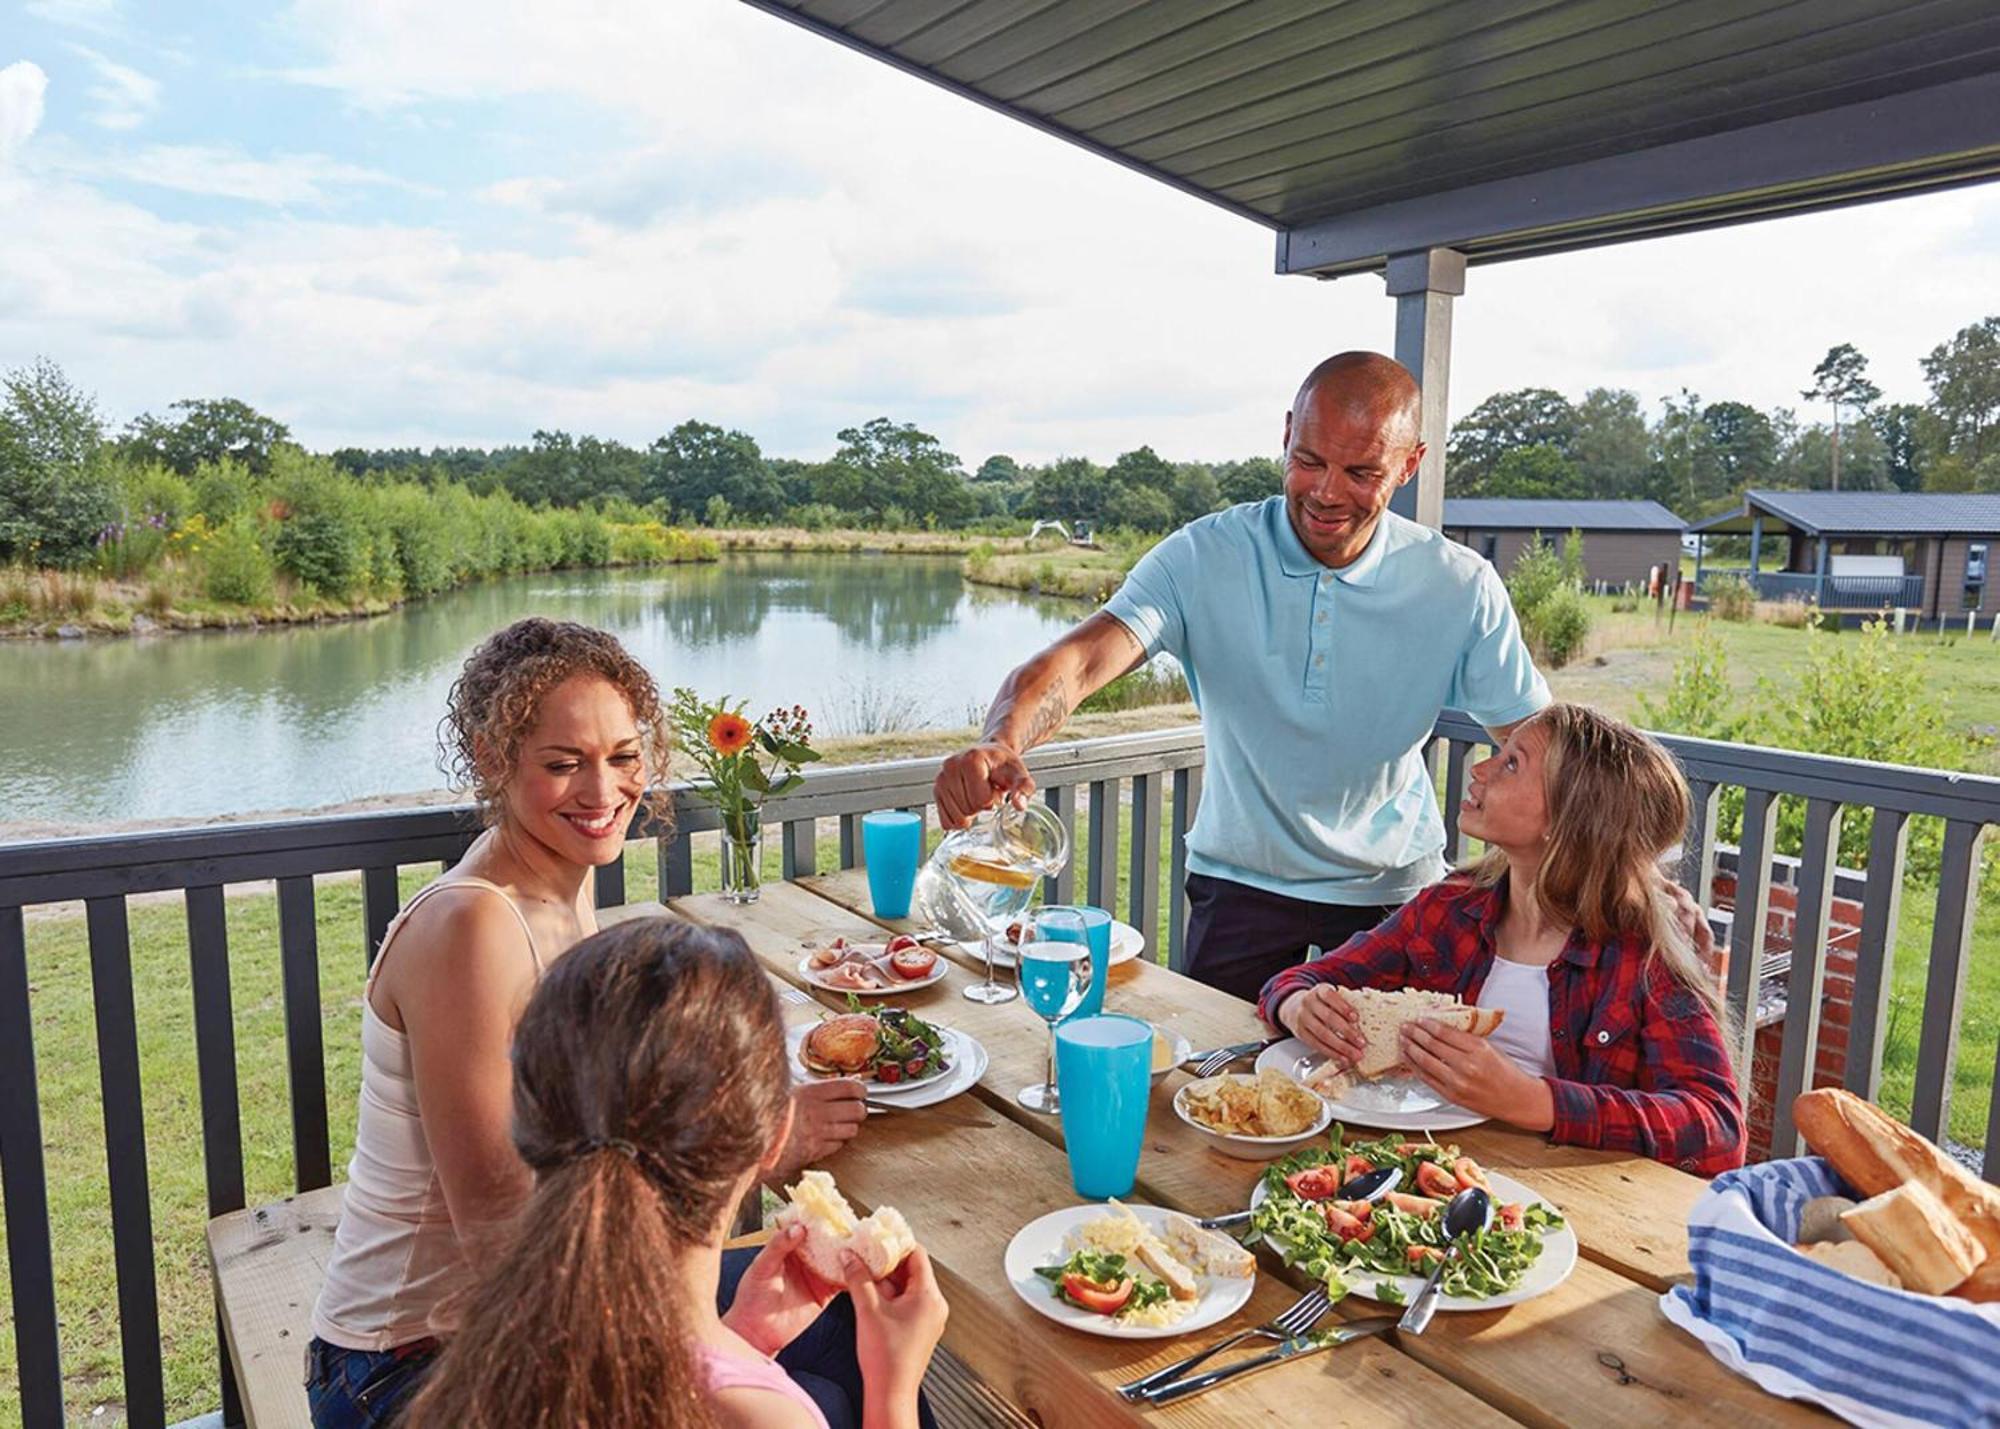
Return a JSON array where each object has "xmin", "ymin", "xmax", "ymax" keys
[
  {"xmin": 23, "ymin": 0, "xmax": 124, "ymax": 37},
  {"xmin": 66, "ymin": 43, "xmax": 157, "ymax": 129},
  {"xmin": 2, "ymin": 0, "xmax": 1994, "ymax": 470},
  {"xmin": 39, "ymin": 139, "xmax": 423, "ymax": 205},
  {"xmin": 0, "ymin": 61, "xmax": 49, "ymax": 166}
]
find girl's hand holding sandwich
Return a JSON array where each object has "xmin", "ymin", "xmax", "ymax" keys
[
  {"xmin": 721, "ymin": 1222, "xmax": 842, "ymax": 1358},
  {"xmin": 1401, "ymin": 1018, "xmax": 1554, "ymax": 1130},
  {"xmin": 1277, "ymin": 984, "xmax": 1365, "ymax": 1067}
]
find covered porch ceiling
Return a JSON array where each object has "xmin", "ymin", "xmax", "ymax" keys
[{"xmin": 738, "ymin": 1, "xmax": 2000, "ymax": 525}]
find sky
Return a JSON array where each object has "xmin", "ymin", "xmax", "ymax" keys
[{"xmin": 3, "ymin": 0, "xmax": 1997, "ymax": 467}]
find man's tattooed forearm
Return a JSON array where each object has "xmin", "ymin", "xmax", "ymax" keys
[{"xmin": 1022, "ymin": 676, "xmax": 1069, "ymax": 747}]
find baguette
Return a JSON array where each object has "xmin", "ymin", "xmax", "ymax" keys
[
  {"xmin": 1792, "ymin": 1088, "xmax": 2000, "ymax": 1301},
  {"xmin": 1797, "ymin": 1239, "xmax": 1901, "ymax": 1290},
  {"xmin": 1840, "ymin": 1182, "xmax": 1986, "ymax": 1295}
]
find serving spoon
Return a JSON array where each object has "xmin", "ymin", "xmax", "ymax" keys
[{"xmin": 1398, "ymin": 1186, "xmax": 1492, "ymax": 1335}]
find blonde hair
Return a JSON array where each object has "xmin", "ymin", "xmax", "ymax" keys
[{"xmin": 1468, "ymin": 703, "xmax": 1725, "ymax": 1021}]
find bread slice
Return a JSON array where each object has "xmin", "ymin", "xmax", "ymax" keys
[
  {"xmin": 773, "ymin": 1170, "xmax": 916, "ymax": 1282},
  {"xmin": 1345, "ymin": 987, "xmax": 1505, "ymax": 1079},
  {"xmin": 1794, "ymin": 1088, "xmax": 2000, "ymax": 1299},
  {"xmin": 1840, "ymin": 1182, "xmax": 1987, "ymax": 1295},
  {"xmin": 1160, "ymin": 1213, "xmax": 1256, "ymax": 1281},
  {"xmin": 1797, "ymin": 1239, "xmax": 1901, "ymax": 1289}
]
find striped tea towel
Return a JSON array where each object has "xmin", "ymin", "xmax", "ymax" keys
[{"xmin": 1661, "ymin": 1156, "xmax": 2000, "ymax": 1428}]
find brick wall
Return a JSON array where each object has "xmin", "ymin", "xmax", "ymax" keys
[{"xmin": 1709, "ymin": 864, "xmax": 1866, "ymax": 1161}]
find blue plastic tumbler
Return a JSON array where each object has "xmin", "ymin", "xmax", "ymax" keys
[
  {"xmin": 1054, "ymin": 1015, "xmax": 1153, "ymax": 1199},
  {"xmin": 860, "ymin": 811, "xmax": 922, "ymax": 919},
  {"xmin": 1041, "ymin": 904, "xmax": 1113, "ymax": 1020}
]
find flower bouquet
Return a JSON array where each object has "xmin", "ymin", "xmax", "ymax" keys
[{"xmin": 669, "ymin": 690, "xmax": 820, "ymax": 902}]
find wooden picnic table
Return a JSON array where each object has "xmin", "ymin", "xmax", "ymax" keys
[{"xmin": 638, "ymin": 873, "xmax": 1829, "ymax": 1428}]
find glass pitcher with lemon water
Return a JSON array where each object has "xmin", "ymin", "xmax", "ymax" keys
[{"xmin": 915, "ymin": 801, "xmax": 1070, "ymax": 1003}]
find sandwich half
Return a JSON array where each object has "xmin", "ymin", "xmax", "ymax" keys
[
  {"xmin": 773, "ymin": 1170, "xmax": 916, "ymax": 1282},
  {"xmin": 1303, "ymin": 987, "xmax": 1504, "ymax": 1094}
]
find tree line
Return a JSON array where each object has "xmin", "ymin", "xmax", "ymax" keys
[
  {"xmin": 1446, "ymin": 319, "xmax": 1998, "ymax": 513},
  {"xmin": 5, "ymin": 314, "xmax": 1992, "ymax": 576}
]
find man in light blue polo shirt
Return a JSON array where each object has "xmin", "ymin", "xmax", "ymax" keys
[{"xmin": 934, "ymin": 351, "xmax": 1549, "ymax": 1000}]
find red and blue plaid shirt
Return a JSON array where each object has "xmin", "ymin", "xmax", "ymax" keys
[{"xmin": 1257, "ymin": 877, "xmax": 1745, "ymax": 1176}]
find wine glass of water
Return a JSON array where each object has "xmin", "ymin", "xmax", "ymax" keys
[{"xmin": 1015, "ymin": 907, "xmax": 1092, "ymax": 1113}]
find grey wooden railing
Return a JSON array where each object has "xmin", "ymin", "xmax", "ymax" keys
[
  {"xmin": 4, "ymin": 718, "xmax": 1998, "ymax": 1428},
  {"xmin": 0, "ymin": 728, "xmax": 1201, "ymax": 1429}
]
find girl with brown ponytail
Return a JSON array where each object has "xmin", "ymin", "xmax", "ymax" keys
[
  {"xmin": 1262, "ymin": 703, "xmax": 1745, "ymax": 1176},
  {"xmin": 402, "ymin": 919, "xmax": 948, "ymax": 1429}
]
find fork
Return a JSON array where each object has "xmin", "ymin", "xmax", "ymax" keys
[
  {"xmin": 1192, "ymin": 1041, "xmax": 1268, "ymax": 1078},
  {"xmin": 1115, "ymin": 1286, "xmax": 1331, "ymax": 1400}
]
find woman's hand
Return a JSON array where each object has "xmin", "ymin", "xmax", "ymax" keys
[
  {"xmin": 1399, "ymin": 1019, "xmax": 1554, "ymax": 1132},
  {"xmin": 1278, "ymin": 985, "xmax": 1365, "ymax": 1068},
  {"xmin": 775, "ymin": 1080, "xmax": 868, "ymax": 1178},
  {"xmin": 721, "ymin": 1223, "xmax": 840, "ymax": 1358},
  {"xmin": 846, "ymin": 1246, "xmax": 949, "ymax": 1406}
]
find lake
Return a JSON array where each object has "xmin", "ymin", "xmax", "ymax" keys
[{"xmin": 0, "ymin": 555, "xmax": 1084, "ymax": 829}]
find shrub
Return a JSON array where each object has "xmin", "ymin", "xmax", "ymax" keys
[
  {"xmin": 1504, "ymin": 540, "xmax": 1594, "ymax": 669},
  {"xmin": 120, "ymin": 463, "xmax": 195, "ymax": 528},
  {"xmin": 1707, "ymin": 574, "xmax": 1755, "ymax": 621},
  {"xmin": 191, "ymin": 458, "xmax": 259, "ymax": 524},
  {"xmin": 1764, "ymin": 599, "xmax": 1815, "ymax": 629},
  {"xmin": 201, "ymin": 517, "xmax": 276, "ymax": 604},
  {"xmin": 270, "ymin": 453, "xmax": 369, "ymax": 598},
  {"xmin": 1610, "ymin": 597, "xmax": 1639, "ymax": 613},
  {"xmin": 1637, "ymin": 622, "xmax": 1739, "ymax": 741},
  {"xmin": 1077, "ymin": 663, "xmax": 1191, "ymax": 713}
]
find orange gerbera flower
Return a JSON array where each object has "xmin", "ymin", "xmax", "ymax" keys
[{"xmin": 708, "ymin": 712, "xmax": 754, "ymax": 756}]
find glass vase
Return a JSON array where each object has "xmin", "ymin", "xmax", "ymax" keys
[{"xmin": 720, "ymin": 807, "xmax": 764, "ymax": 903}]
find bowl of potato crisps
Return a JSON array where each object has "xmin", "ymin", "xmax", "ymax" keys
[{"xmin": 1172, "ymin": 1068, "xmax": 1332, "ymax": 1160}]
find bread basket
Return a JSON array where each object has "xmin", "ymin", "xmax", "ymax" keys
[{"xmin": 1661, "ymin": 1157, "xmax": 2000, "ymax": 1427}]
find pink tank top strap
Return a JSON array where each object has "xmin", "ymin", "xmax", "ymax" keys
[
  {"xmin": 696, "ymin": 1344, "xmax": 830, "ymax": 1427},
  {"xmin": 364, "ymin": 876, "xmax": 544, "ymax": 996}
]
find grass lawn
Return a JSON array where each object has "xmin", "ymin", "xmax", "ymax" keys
[
  {"xmin": 1547, "ymin": 597, "xmax": 2000, "ymax": 769},
  {"xmin": 962, "ymin": 540, "xmax": 1141, "ymax": 603}
]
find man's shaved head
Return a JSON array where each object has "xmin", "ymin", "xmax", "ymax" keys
[
  {"xmin": 1280, "ymin": 351, "xmax": 1426, "ymax": 569},
  {"xmin": 1291, "ymin": 351, "xmax": 1422, "ymax": 444}
]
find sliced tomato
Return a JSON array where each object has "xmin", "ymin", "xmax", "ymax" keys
[
  {"xmin": 1416, "ymin": 1161, "xmax": 1460, "ymax": 1199},
  {"xmin": 1451, "ymin": 1157, "xmax": 1491, "ymax": 1193},
  {"xmin": 1343, "ymin": 1154, "xmax": 1377, "ymax": 1181},
  {"xmin": 889, "ymin": 947, "xmax": 937, "ymax": 980},
  {"xmin": 1406, "ymin": 1245, "xmax": 1446, "ymax": 1267},
  {"xmin": 1387, "ymin": 1192, "xmax": 1444, "ymax": 1219},
  {"xmin": 904, "ymin": 1056, "xmax": 930, "ymax": 1077},
  {"xmin": 1498, "ymin": 1202, "xmax": 1525, "ymax": 1232},
  {"xmin": 1322, "ymin": 1205, "xmax": 1374, "ymax": 1242},
  {"xmin": 1285, "ymin": 1166, "xmax": 1343, "ymax": 1202},
  {"xmin": 1330, "ymin": 1199, "xmax": 1375, "ymax": 1222},
  {"xmin": 1395, "ymin": 1142, "xmax": 1434, "ymax": 1156},
  {"xmin": 875, "ymin": 1063, "xmax": 904, "ymax": 1084},
  {"xmin": 884, "ymin": 934, "xmax": 920, "ymax": 955},
  {"xmin": 1062, "ymin": 1274, "xmax": 1134, "ymax": 1316}
]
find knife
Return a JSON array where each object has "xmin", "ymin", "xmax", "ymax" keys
[{"xmin": 1140, "ymin": 1317, "xmax": 1397, "ymax": 1405}]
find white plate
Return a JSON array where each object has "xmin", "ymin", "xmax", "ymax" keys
[
  {"xmin": 1003, "ymin": 1203, "xmax": 1257, "ymax": 1340},
  {"xmin": 785, "ymin": 1019, "xmax": 979, "ymax": 1100},
  {"xmin": 795, "ymin": 946, "xmax": 949, "ymax": 996},
  {"xmin": 1249, "ymin": 1168, "xmax": 1577, "ymax": 1312},
  {"xmin": 1255, "ymin": 1038, "xmax": 1488, "ymax": 1132},
  {"xmin": 960, "ymin": 919, "xmax": 1146, "ymax": 970},
  {"xmin": 1151, "ymin": 1028, "xmax": 1192, "ymax": 1083}
]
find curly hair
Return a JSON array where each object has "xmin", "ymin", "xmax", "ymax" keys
[{"xmin": 438, "ymin": 618, "xmax": 673, "ymax": 829}]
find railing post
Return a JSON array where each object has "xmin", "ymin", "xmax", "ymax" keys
[
  {"xmin": 1086, "ymin": 779, "xmax": 1120, "ymax": 913},
  {"xmin": 1441, "ymin": 741, "xmax": 1471, "ymax": 863},
  {"xmin": 839, "ymin": 813, "xmax": 861, "ymax": 870},
  {"xmin": 362, "ymin": 865, "xmax": 400, "ymax": 970},
  {"xmin": 660, "ymin": 825, "xmax": 694, "ymax": 898},
  {"xmin": 277, "ymin": 876, "xmax": 332, "ymax": 1192},
  {"xmin": 1679, "ymin": 780, "xmax": 1719, "ymax": 921},
  {"xmin": 782, "ymin": 819, "xmax": 818, "ymax": 880},
  {"xmin": 594, "ymin": 853, "xmax": 626, "ymax": 908},
  {"xmin": 1169, "ymin": 767, "xmax": 1201, "ymax": 973},
  {"xmin": 187, "ymin": 885, "xmax": 246, "ymax": 1427},
  {"xmin": 1128, "ymin": 772, "xmax": 1163, "ymax": 950},
  {"xmin": 1770, "ymin": 799, "xmax": 1843, "ymax": 1156},
  {"xmin": 1844, "ymin": 810, "xmax": 1909, "ymax": 1099},
  {"xmin": 1910, "ymin": 819, "xmax": 1984, "ymax": 1141},
  {"xmin": 1725, "ymin": 790, "xmax": 1780, "ymax": 1076},
  {"xmin": 86, "ymin": 894, "xmax": 166, "ymax": 1429},
  {"xmin": 1, "ymin": 906, "xmax": 65, "ymax": 1429},
  {"xmin": 1044, "ymin": 784, "xmax": 1077, "ymax": 906}
]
